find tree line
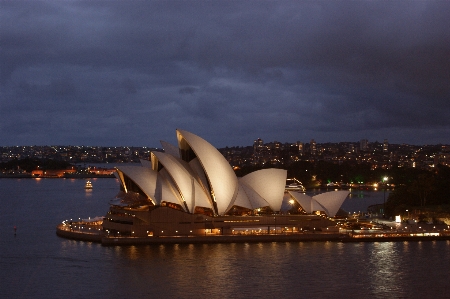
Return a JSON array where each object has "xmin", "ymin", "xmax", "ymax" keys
[
  {"xmin": 385, "ymin": 164, "xmax": 450, "ymax": 217},
  {"xmin": 0, "ymin": 158, "xmax": 72, "ymax": 172}
]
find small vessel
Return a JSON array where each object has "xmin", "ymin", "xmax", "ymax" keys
[
  {"xmin": 85, "ymin": 181, "xmax": 93, "ymax": 189},
  {"xmin": 285, "ymin": 178, "xmax": 306, "ymax": 192}
]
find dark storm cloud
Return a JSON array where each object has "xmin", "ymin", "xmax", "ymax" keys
[
  {"xmin": 179, "ymin": 87, "xmax": 198, "ymax": 95},
  {"xmin": 1, "ymin": 1, "xmax": 449, "ymax": 147}
]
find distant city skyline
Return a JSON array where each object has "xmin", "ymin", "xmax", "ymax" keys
[
  {"xmin": 1, "ymin": 1, "xmax": 449, "ymax": 147},
  {"xmin": 2, "ymin": 139, "xmax": 448, "ymax": 171},
  {"xmin": 1, "ymin": 137, "xmax": 449, "ymax": 148}
]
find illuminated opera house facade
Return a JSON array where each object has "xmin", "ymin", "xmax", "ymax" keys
[{"xmin": 103, "ymin": 129, "xmax": 349, "ymax": 237}]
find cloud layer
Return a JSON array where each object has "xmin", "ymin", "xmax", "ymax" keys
[{"xmin": 1, "ymin": 1, "xmax": 449, "ymax": 147}]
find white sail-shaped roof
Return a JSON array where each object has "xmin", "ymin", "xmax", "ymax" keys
[
  {"xmin": 140, "ymin": 159, "xmax": 152, "ymax": 168},
  {"xmin": 177, "ymin": 129, "xmax": 238, "ymax": 215},
  {"xmin": 190, "ymin": 177, "xmax": 213, "ymax": 210},
  {"xmin": 311, "ymin": 199, "xmax": 326, "ymax": 213},
  {"xmin": 115, "ymin": 129, "xmax": 290, "ymax": 217},
  {"xmin": 313, "ymin": 190, "xmax": 349, "ymax": 217},
  {"xmin": 158, "ymin": 168, "xmax": 187, "ymax": 210},
  {"xmin": 288, "ymin": 191, "xmax": 314, "ymax": 214},
  {"xmin": 151, "ymin": 151, "xmax": 192, "ymax": 208},
  {"xmin": 115, "ymin": 165, "xmax": 180, "ymax": 206},
  {"xmin": 151, "ymin": 151, "xmax": 211, "ymax": 213},
  {"xmin": 239, "ymin": 182, "xmax": 271, "ymax": 210},
  {"xmin": 188, "ymin": 157, "xmax": 212, "ymax": 200},
  {"xmin": 226, "ymin": 184, "xmax": 253, "ymax": 211},
  {"xmin": 288, "ymin": 190, "xmax": 348, "ymax": 217},
  {"xmin": 160, "ymin": 140, "xmax": 180, "ymax": 158},
  {"xmin": 239, "ymin": 168, "xmax": 287, "ymax": 211}
]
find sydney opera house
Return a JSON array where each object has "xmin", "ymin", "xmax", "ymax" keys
[{"xmin": 99, "ymin": 129, "xmax": 349, "ymax": 238}]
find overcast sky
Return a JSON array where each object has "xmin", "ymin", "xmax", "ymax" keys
[{"xmin": 1, "ymin": 1, "xmax": 449, "ymax": 148}]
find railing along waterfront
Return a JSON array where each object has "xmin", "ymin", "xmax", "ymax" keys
[
  {"xmin": 347, "ymin": 230, "xmax": 450, "ymax": 241},
  {"xmin": 351, "ymin": 232, "xmax": 443, "ymax": 238}
]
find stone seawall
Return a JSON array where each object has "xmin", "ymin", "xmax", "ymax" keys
[
  {"xmin": 56, "ymin": 225, "xmax": 450, "ymax": 246},
  {"xmin": 56, "ymin": 225, "xmax": 103, "ymax": 243},
  {"xmin": 100, "ymin": 233, "xmax": 345, "ymax": 246},
  {"xmin": 56, "ymin": 224, "xmax": 346, "ymax": 245}
]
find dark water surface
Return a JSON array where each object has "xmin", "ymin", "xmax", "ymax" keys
[{"xmin": 1, "ymin": 178, "xmax": 449, "ymax": 299}]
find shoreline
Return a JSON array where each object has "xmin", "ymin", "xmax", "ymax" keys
[{"xmin": 56, "ymin": 224, "xmax": 450, "ymax": 246}]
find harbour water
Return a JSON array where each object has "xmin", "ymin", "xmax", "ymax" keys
[{"xmin": 1, "ymin": 178, "xmax": 449, "ymax": 298}]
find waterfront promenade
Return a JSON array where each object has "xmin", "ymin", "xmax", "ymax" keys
[{"xmin": 56, "ymin": 221, "xmax": 450, "ymax": 246}]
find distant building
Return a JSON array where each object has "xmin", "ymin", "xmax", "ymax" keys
[
  {"xmin": 253, "ymin": 138, "xmax": 266, "ymax": 164},
  {"xmin": 383, "ymin": 139, "xmax": 389, "ymax": 153},
  {"xmin": 253, "ymin": 138, "xmax": 263, "ymax": 149},
  {"xmin": 435, "ymin": 152, "xmax": 450, "ymax": 167},
  {"xmin": 348, "ymin": 143, "xmax": 355, "ymax": 153},
  {"xmin": 310, "ymin": 139, "xmax": 317, "ymax": 155},
  {"xmin": 360, "ymin": 139, "xmax": 369, "ymax": 151},
  {"xmin": 298, "ymin": 142, "xmax": 304, "ymax": 155}
]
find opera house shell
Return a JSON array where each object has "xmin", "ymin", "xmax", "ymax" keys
[{"xmin": 102, "ymin": 129, "xmax": 349, "ymax": 238}]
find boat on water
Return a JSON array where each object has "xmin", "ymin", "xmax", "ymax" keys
[
  {"xmin": 84, "ymin": 181, "xmax": 93, "ymax": 189},
  {"xmin": 285, "ymin": 178, "xmax": 306, "ymax": 192}
]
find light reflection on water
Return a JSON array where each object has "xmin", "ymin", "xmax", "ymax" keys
[
  {"xmin": 60, "ymin": 240, "xmax": 448, "ymax": 299},
  {"xmin": 367, "ymin": 243, "xmax": 403, "ymax": 297},
  {"xmin": 1, "ymin": 179, "xmax": 450, "ymax": 298}
]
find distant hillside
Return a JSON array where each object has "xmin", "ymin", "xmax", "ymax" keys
[
  {"xmin": 0, "ymin": 158, "xmax": 72, "ymax": 172},
  {"xmin": 385, "ymin": 165, "xmax": 450, "ymax": 222}
]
